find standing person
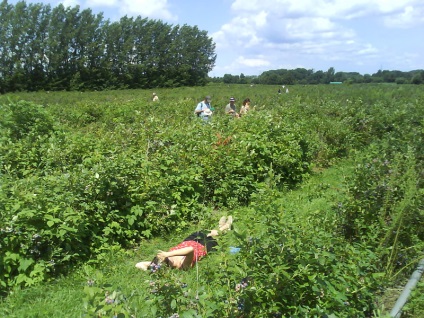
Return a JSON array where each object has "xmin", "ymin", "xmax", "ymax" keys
[
  {"xmin": 194, "ymin": 96, "xmax": 213, "ymax": 121},
  {"xmin": 135, "ymin": 216, "xmax": 233, "ymax": 270},
  {"xmin": 225, "ymin": 97, "xmax": 239, "ymax": 117},
  {"xmin": 152, "ymin": 93, "xmax": 159, "ymax": 101},
  {"xmin": 240, "ymin": 98, "xmax": 251, "ymax": 116}
]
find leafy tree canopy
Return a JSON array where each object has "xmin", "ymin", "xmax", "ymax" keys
[{"xmin": 0, "ymin": 0, "xmax": 216, "ymax": 92}]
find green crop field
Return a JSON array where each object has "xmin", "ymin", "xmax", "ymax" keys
[{"xmin": 0, "ymin": 84, "xmax": 423, "ymax": 317}]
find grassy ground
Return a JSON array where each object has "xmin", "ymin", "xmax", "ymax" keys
[
  {"xmin": 0, "ymin": 152, "xmax": 360, "ymax": 317},
  {"xmin": 2, "ymin": 150, "xmax": 420, "ymax": 317}
]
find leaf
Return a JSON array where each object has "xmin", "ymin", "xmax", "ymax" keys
[
  {"xmin": 18, "ymin": 258, "xmax": 34, "ymax": 272},
  {"xmin": 15, "ymin": 273, "xmax": 34, "ymax": 286},
  {"xmin": 127, "ymin": 215, "xmax": 135, "ymax": 226},
  {"xmin": 372, "ymin": 272, "xmax": 385, "ymax": 279},
  {"xmin": 141, "ymin": 229, "xmax": 151, "ymax": 238}
]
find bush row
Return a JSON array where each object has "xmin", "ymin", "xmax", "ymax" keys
[{"xmin": 1, "ymin": 84, "xmax": 423, "ymax": 296}]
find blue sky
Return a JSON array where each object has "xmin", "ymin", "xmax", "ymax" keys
[{"xmin": 10, "ymin": 0, "xmax": 424, "ymax": 76}]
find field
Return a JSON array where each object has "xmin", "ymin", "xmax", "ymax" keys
[{"xmin": 0, "ymin": 83, "xmax": 423, "ymax": 317}]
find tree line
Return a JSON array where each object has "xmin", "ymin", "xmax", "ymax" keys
[
  {"xmin": 211, "ymin": 67, "xmax": 424, "ymax": 85},
  {"xmin": 0, "ymin": 0, "xmax": 216, "ymax": 93}
]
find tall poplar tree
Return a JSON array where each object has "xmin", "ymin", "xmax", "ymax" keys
[
  {"xmin": 0, "ymin": 0, "xmax": 217, "ymax": 92},
  {"xmin": 0, "ymin": 0, "xmax": 14, "ymax": 92}
]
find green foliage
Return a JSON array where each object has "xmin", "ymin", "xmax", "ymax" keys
[
  {"xmin": 0, "ymin": 84, "xmax": 423, "ymax": 316},
  {"xmin": 336, "ymin": 141, "xmax": 424, "ymax": 280},
  {"xmin": 83, "ymin": 283, "xmax": 133, "ymax": 317},
  {"xmin": 82, "ymin": 187, "xmax": 383, "ymax": 317},
  {"xmin": 232, "ymin": 220, "xmax": 381, "ymax": 316},
  {"xmin": 0, "ymin": 100, "xmax": 54, "ymax": 140},
  {"xmin": 251, "ymin": 68, "xmax": 424, "ymax": 85},
  {"xmin": 0, "ymin": 87, "xmax": 315, "ymax": 293},
  {"xmin": 402, "ymin": 279, "xmax": 424, "ymax": 317},
  {"xmin": 0, "ymin": 2, "xmax": 216, "ymax": 93}
]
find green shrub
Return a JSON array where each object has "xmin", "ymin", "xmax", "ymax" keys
[
  {"xmin": 0, "ymin": 100, "xmax": 54, "ymax": 141},
  {"xmin": 336, "ymin": 142, "xmax": 424, "ymax": 279},
  {"xmin": 1, "ymin": 84, "xmax": 423, "ymax": 315}
]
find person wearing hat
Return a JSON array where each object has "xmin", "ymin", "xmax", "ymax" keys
[
  {"xmin": 194, "ymin": 96, "xmax": 213, "ymax": 121},
  {"xmin": 225, "ymin": 97, "xmax": 239, "ymax": 117}
]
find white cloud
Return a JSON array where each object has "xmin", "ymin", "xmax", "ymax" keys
[
  {"xmin": 35, "ymin": 0, "xmax": 422, "ymax": 76},
  {"xmin": 209, "ymin": 0, "xmax": 424, "ymax": 76},
  {"xmin": 252, "ymin": 10, "xmax": 268, "ymax": 27},
  {"xmin": 62, "ymin": 0, "xmax": 81, "ymax": 8},
  {"xmin": 211, "ymin": 13, "xmax": 265, "ymax": 49},
  {"xmin": 91, "ymin": 0, "xmax": 178, "ymax": 21},
  {"xmin": 383, "ymin": 5, "xmax": 424, "ymax": 28},
  {"xmin": 373, "ymin": 0, "xmax": 418, "ymax": 13},
  {"xmin": 61, "ymin": 0, "xmax": 177, "ymax": 21},
  {"xmin": 282, "ymin": 17, "xmax": 339, "ymax": 40},
  {"xmin": 231, "ymin": 0, "xmax": 423, "ymax": 17},
  {"xmin": 85, "ymin": 0, "xmax": 116, "ymax": 7},
  {"xmin": 236, "ymin": 56, "xmax": 271, "ymax": 67},
  {"xmin": 212, "ymin": 55, "xmax": 271, "ymax": 76},
  {"xmin": 357, "ymin": 44, "xmax": 378, "ymax": 55}
]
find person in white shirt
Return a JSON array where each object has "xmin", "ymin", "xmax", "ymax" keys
[{"xmin": 194, "ymin": 95, "xmax": 213, "ymax": 121}]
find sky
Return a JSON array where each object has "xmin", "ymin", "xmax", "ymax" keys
[{"xmin": 9, "ymin": 0, "xmax": 424, "ymax": 77}]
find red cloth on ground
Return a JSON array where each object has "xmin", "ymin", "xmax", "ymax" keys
[{"xmin": 169, "ymin": 240, "xmax": 207, "ymax": 266}]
